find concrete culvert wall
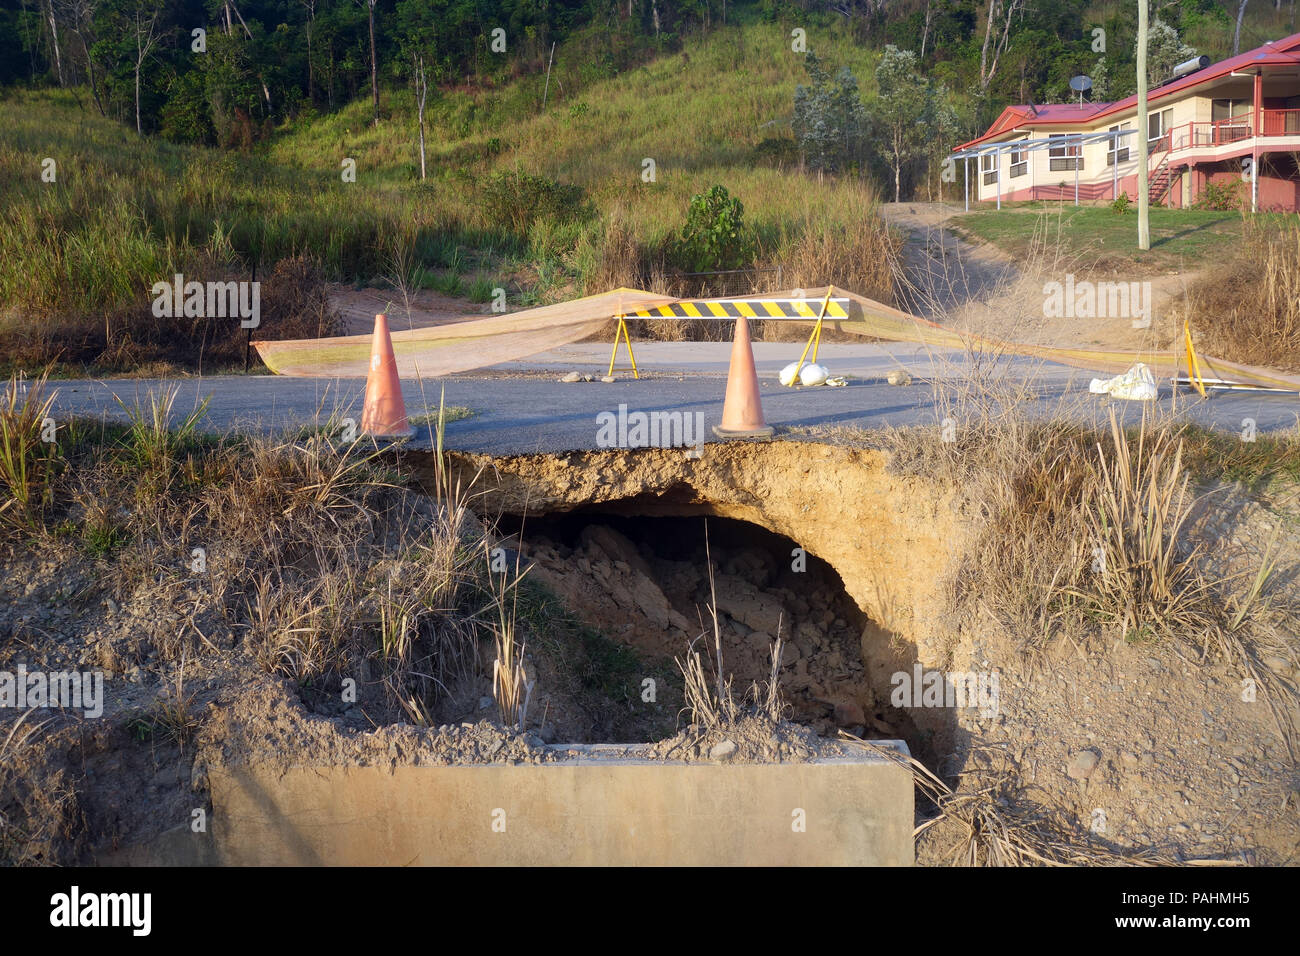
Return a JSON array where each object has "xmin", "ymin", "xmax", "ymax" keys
[{"xmin": 427, "ymin": 441, "xmax": 966, "ymax": 764}]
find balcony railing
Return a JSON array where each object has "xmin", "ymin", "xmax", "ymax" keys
[
  {"xmin": 1260, "ymin": 108, "xmax": 1300, "ymax": 135},
  {"xmin": 1156, "ymin": 109, "xmax": 1300, "ymax": 153}
]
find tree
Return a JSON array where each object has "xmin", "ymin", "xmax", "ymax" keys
[
  {"xmin": 396, "ymin": 0, "xmax": 448, "ymax": 178},
  {"xmin": 223, "ymin": 0, "xmax": 272, "ymax": 112},
  {"xmin": 199, "ymin": 28, "xmax": 265, "ymax": 147},
  {"xmin": 1091, "ymin": 54, "xmax": 1111, "ymax": 100},
  {"xmin": 58, "ymin": 0, "xmax": 104, "ymax": 113},
  {"xmin": 792, "ymin": 53, "xmax": 869, "ymax": 174},
  {"xmin": 299, "ymin": 0, "xmax": 317, "ymax": 103},
  {"xmin": 412, "ymin": 51, "xmax": 429, "ymax": 179},
  {"xmin": 110, "ymin": 0, "xmax": 162, "ymax": 135},
  {"xmin": 353, "ymin": 0, "xmax": 379, "ymax": 125},
  {"xmin": 1146, "ymin": 16, "xmax": 1195, "ymax": 87},
  {"xmin": 43, "ymin": 0, "xmax": 65, "ymax": 86},
  {"xmin": 979, "ymin": 0, "xmax": 1025, "ymax": 93},
  {"xmin": 872, "ymin": 46, "xmax": 928, "ymax": 202},
  {"xmin": 923, "ymin": 83, "xmax": 961, "ymax": 201}
]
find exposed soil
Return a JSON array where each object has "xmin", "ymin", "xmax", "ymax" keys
[
  {"xmin": 329, "ymin": 284, "xmax": 492, "ymax": 335},
  {"xmin": 2, "ymin": 438, "xmax": 1297, "ymax": 865},
  {"xmin": 500, "ymin": 512, "xmax": 922, "ymax": 749},
  {"xmin": 881, "ymin": 201, "xmax": 1204, "ymax": 355},
  {"xmin": 435, "ymin": 441, "xmax": 1300, "ymax": 865}
]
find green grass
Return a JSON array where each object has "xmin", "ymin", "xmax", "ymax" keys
[
  {"xmin": 81, "ymin": 520, "xmax": 132, "ymax": 558},
  {"xmin": 0, "ymin": 18, "xmax": 903, "ymax": 374},
  {"xmin": 953, "ymin": 203, "xmax": 1294, "ymax": 273},
  {"xmin": 1177, "ymin": 420, "xmax": 1300, "ymax": 491}
]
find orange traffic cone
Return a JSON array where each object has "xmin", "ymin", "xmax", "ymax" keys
[
  {"xmin": 713, "ymin": 315, "xmax": 774, "ymax": 440},
  {"xmin": 361, "ymin": 313, "xmax": 413, "ymax": 438}
]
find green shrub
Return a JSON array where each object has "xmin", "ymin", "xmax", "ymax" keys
[
  {"xmin": 752, "ymin": 137, "xmax": 800, "ymax": 169},
  {"xmin": 159, "ymin": 70, "xmax": 216, "ymax": 145},
  {"xmin": 1111, "ymin": 192, "xmax": 1131, "ymax": 214},
  {"xmin": 1194, "ymin": 178, "xmax": 1243, "ymax": 211},
  {"xmin": 466, "ymin": 275, "xmax": 496, "ymax": 303},
  {"xmin": 665, "ymin": 185, "xmax": 756, "ymax": 274},
  {"xmin": 480, "ymin": 171, "xmax": 588, "ymax": 235}
]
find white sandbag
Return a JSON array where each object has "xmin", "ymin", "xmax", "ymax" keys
[
  {"xmin": 1089, "ymin": 362, "xmax": 1157, "ymax": 401},
  {"xmin": 779, "ymin": 361, "xmax": 802, "ymax": 387},
  {"xmin": 799, "ymin": 363, "xmax": 830, "ymax": 386}
]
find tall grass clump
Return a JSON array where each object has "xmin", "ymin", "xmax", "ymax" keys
[
  {"xmin": 676, "ymin": 525, "xmax": 787, "ymax": 729},
  {"xmin": 1184, "ymin": 219, "xmax": 1300, "ymax": 371},
  {"xmin": 1074, "ymin": 410, "xmax": 1214, "ymax": 644},
  {"xmin": 5, "ymin": 386, "xmax": 531, "ymax": 727},
  {"xmin": 769, "ymin": 186, "xmax": 899, "ymax": 304},
  {"xmin": 902, "ymin": 400, "xmax": 1287, "ymax": 662},
  {"xmin": 0, "ymin": 372, "xmax": 60, "ymax": 530}
]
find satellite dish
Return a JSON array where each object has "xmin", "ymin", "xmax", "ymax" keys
[{"xmin": 1069, "ymin": 75, "xmax": 1093, "ymax": 107}]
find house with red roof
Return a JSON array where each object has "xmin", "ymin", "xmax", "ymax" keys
[{"xmin": 952, "ymin": 32, "xmax": 1300, "ymax": 211}]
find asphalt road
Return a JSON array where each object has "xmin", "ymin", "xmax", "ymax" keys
[{"xmin": 40, "ymin": 342, "xmax": 1299, "ymax": 455}]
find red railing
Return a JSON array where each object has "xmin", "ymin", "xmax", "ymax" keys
[
  {"xmin": 1156, "ymin": 109, "xmax": 1300, "ymax": 153},
  {"xmin": 1261, "ymin": 108, "xmax": 1300, "ymax": 135}
]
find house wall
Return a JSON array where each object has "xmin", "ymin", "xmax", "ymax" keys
[
  {"xmin": 984, "ymin": 162, "xmax": 1299, "ymax": 210},
  {"xmin": 972, "ymin": 91, "xmax": 1242, "ymax": 203},
  {"xmin": 969, "ymin": 88, "xmax": 1300, "ymax": 211},
  {"xmin": 1196, "ymin": 158, "xmax": 1300, "ymax": 210}
]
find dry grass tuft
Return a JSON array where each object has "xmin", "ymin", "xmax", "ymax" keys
[
  {"xmin": 769, "ymin": 195, "xmax": 899, "ymax": 305},
  {"xmin": 885, "ymin": 395, "xmax": 1300, "ymax": 759},
  {"xmin": 3, "ymin": 392, "xmax": 530, "ymax": 727},
  {"xmin": 676, "ymin": 525, "xmax": 787, "ymax": 730},
  {"xmin": 850, "ymin": 739, "xmax": 1230, "ymax": 866},
  {"xmin": 1072, "ymin": 409, "xmax": 1214, "ymax": 645},
  {"xmin": 487, "ymin": 543, "xmax": 534, "ymax": 729},
  {"xmin": 1182, "ymin": 220, "xmax": 1300, "ymax": 371}
]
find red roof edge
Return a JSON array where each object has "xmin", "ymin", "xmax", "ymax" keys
[{"xmin": 952, "ymin": 30, "xmax": 1300, "ymax": 154}]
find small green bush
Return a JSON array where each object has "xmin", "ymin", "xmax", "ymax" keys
[
  {"xmin": 480, "ymin": 171, "xmax": 588, "ymax": 235},
  {"xmin": 1193, "ymin": 178, "xmax": 1243, "ymax": 211},
  {"xmin": 665, "ymin": 185, "xmax": 757, "ymax": 274},
  {"xmin": 752, "ymin": 137, "xmax": 800, "ymax": 169}
]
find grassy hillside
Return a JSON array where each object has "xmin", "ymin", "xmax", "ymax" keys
[
  {"xmin": 0, "ymin": 19, "xmax": 899, "ymax": 375},
  {"xmin": 4, "ymin": 4, "xmax": 1297, "ymax": 375}
]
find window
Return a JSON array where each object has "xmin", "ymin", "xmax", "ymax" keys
[
  {"xmin": 1049, "ymin": 134, "xmax": 1083, "ymax": 171},
  {"xmin": 1147, "ymin": 109, "xmax": 1172, "ymax": 151},
  {"xmin": 1211, "ymin": 99, "xmax": 1252, "ymax": 144},
  {"xmin": 1211, "ymin": 99, "xmax": 1251, "ymax": 121},
  {"xmin": 1107, "ymin": 124, "xmax": 1131, "ymax": 165},
  {"xmin": 1009, "ymin": 144, "xmax": 1027, "ymax": 178},
  {"xmin": 981, "ymin": 151, "xmax": 998, "ymax": 186}
]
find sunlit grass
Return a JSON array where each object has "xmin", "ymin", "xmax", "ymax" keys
[{"xmin": 0, "ymin": 21, "xmax": 908, "ymax": 371}]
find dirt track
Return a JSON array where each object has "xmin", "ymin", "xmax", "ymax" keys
[{"xmin": 879, "ymin": 201, "xmax": 1206, "ymax": 355}]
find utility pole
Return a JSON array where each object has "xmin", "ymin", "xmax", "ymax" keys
[{"xmin": 1137, "ymin": 0, "xmax": 1150, "ymax": 251}]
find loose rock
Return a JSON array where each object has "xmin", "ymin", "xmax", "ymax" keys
[
  {"xmin": 709, "ymin": 740, "xmax": 738, "ymax": 761},
  {"xmin": 1068, "ymin": 749, "xmax": 1101, "ymax": 780}
]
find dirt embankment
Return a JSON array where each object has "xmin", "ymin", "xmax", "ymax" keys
[
  {"xmin": 430, "ymin": 441, "xmax": 1300, "ymax": 864},
  {"xmin": 2, "ymin": 438, "xmax": 1297, "ymax": 864}
]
